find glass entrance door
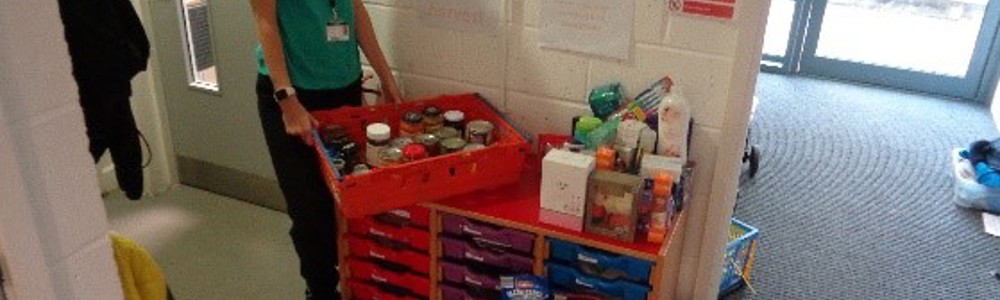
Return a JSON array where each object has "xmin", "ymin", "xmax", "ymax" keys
[{"xmin": 798, "ymin": 0, "xmax": 1000, "ymax": 100}]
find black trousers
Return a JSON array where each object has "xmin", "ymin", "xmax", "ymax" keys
[
  {"xmin": 79, "ymin": 81, "xmax": 144, "ymax": 200},
  {"xmin": 256, "ymin": 74, "xmax": 361, "ymax": 300}
]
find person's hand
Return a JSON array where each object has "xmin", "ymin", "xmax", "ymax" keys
[
  {"xmin": 381, "ymin": 79, "xmax": 403, "ymax": 104},
  {"xmin": 278, "ymin": 95, "xmax": 319, "ymax": 145}
]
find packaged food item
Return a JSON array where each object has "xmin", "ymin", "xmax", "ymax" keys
[
  {"xmin": 400, "ymin": 111, "xmax": 425, "ymax": 137},
  {"xmin": 588, "ymin": 82, "xmax": 623, "ymax": 120},
  {"xmin": 463, "ymin": 143, "xmax": 486, "ymax": 151},
  {"xmin": 320, "ymin": 124, "xmax": 349, "ymax": 147},
  {"xmin": 389, "ymin": 137, "xmax": 414, "ymax": 149},
  {"xmin": 413, "ymin": 134, "xmax": 440, "ymax": 156},
  {"xmin": 648, "ymin": 172, "xmax": 673, "ymax": 243},
  {"xmin": 365, "ymin": 123, "xmax": 391, "ymax": 167},
  {"xmin": 608, "ymin": 76, "xmax": 672, "ymax": 122},
  {"xmin": 595, "ymin": 146, "xmax": 616, "ymax": 171},
  {"xmin": 501, "ymin": 275, "xmax": 551, "ymax": 300},
  {"xmin": 402, "ymin": 144, "xmax": 428, "ymax": 161},
  {"xmin": 466, "ymin": 120, "xmax": 496, "ymax": 146},
  {"xmin": 585, "ymin": 171, "xmax": 643, "ymax": 242},
  {"xmin": 440, "ymin": 137, "xmax": 467, "ymax": 154},
  {"xmin": 574, "ymin": 117, "xmax": 602, "ymax": 143},
  {"xmin": 656, "ymin": 85, "xmax": 692, "ymax": 162},
  {"xmin": 444, "ymin": 110, "xmax": 465, "ymax": 134},
  {"xmin": 432, "ymin": 126, "xmax": 461, "ymax": 141},
  {"xmin": 351, "ymin": 164, "xmax": 370, "ymax": 175},
  {"xmin": 378, "ymin": 147, "xmax": 404, "ymax": 166},
  {"xmin": 541, "ymin": 149, "xmax": 596, "ymax": 231},
  {"xmin": 422, "ymin": 105, "xmax": 444, "ymax": 132}
]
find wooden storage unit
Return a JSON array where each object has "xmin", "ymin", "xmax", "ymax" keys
[{"xmin": 338, "ymin": 168, "xmax": 686, "ymax": 300}]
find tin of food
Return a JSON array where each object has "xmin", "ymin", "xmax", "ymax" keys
[
  {"xmin": 465, "ymin": 120, "xmax": 495, "ymax": 146},
  {"xmin": 440, "ymin": 137, "xmax": 468, "ymax": 154},
  {"xmin": 432, "ymin": 127, "xmax": 461, "ymax": 140},
  {"xmin": 389, "ymin": 137, "xmax": 414, "ymax": 148},
  {"xmin": 413, "ymin": 134, "xmax": 440, "ymax": 156},
  {"xmin": 444, "ymin": 110, "xmax": 465, "ymax": 133},
  {"xmin": 378, "ymin": 147, "xmax": 405, "ymax": 166},
  {"xmin": 463, "ymin": 143, "xmax": 486, "ymax": 151},
  {"xmin": 351, "ymin": 164, "xmax": 370, "ymax": 175}
]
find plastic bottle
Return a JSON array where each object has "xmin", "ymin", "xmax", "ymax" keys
[
  {"xmin": 648, "ymin": 172, "xmax": 673, "ymax": 243},
  {"xmin": 656, "ymin": 83, "xmax": 691, "ymax": 162}
]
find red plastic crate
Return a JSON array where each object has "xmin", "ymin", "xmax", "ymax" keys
[
  {"xmin": 347, "ymin": 236, "xmax": 431, "ymax": 274},
  {"xmin": 347, "ymin": 218, "xmax": 431, "ymax": 252},
  {"xmin": 348, "ymin": 259, "xmax": 431, "ymax": 297},
  {"xmin": 312, "ymin": 94, "xmax": 530, "ymax": 218},
  {"xmin": 347, "ymin": 281, "xmax": 414, "ymax": 300},
  {"xmin": 375, "ymin": 206, "xmax": 432, "ymax": 228}
]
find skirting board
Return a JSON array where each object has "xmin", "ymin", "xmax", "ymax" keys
[{"xmin": 177, "ymin": 156, "xmax": 287, "ymax": 212}]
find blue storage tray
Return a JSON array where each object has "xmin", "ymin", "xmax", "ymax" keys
[
  {"xmin": 719, "ymin": 218, "xmax": 759, "ymax": 296},
  {"xmin": 547, "ymin": 238, "xmax": 654, "ymax": 282},
  {"xmin": 546, "ymin": 262, "xmax": 650, "ymax": 300}
]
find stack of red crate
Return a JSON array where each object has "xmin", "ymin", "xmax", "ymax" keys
[{"xmin": 345, "ymin": 206, "xmax": 432, "ymax": 300}]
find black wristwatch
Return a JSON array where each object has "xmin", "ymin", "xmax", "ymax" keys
[{"xmin": 274, "ymin": 87, "xmax": 296, "ymax": 103}]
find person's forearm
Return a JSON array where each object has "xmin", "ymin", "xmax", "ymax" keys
[
  {"xmin": 353, "ymin": 0, "xmax": 395, "ymax": 86},
  {"xmin": 250, "ymin": 0, "xmax": 292, "ymax": 89}
]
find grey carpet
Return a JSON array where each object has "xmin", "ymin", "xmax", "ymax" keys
[{"xmin": 729, "ymin": 73, "xmax": 1000, "ymax": 299}]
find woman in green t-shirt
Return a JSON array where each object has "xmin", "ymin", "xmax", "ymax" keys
[{"xmin": 250, "ymin": 0, "xmax": 400, "ymax": 298}]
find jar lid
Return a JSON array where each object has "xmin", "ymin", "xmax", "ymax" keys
[
  {"xmin": 463, "ymin": 143, "xmax": 486, "ymax": 151},
  {"xmin": 390, "ymin": 137, "xmax": 414, "ymax": 148},
  {"xmin": 423, "ymin": 106, "xmax": 442, "ymax": 117},
  {"xmin": 366, "ymin": 123, "xmax": 391, "ymax": 141},
  {"xmin": 444, "ymin": 110, "xmax": 464, "ymax": 122},
  {"xmin": 404, "ymin": 111, "xmax": 424, "ymax": 123},
  {"xmin": 441, "ymin": 137, "xmax": 467, "ymax": 150},
  {"xmin": 379, "ymin": 147, "xmax": 404, "ymax": 161},
  {"xmin": 414, "ymin": 134, "xmax": 439, "ymax": 146},
  {"xmin": 468, "ymin": 120, "xmax": 495, "ymax": 131},
  {"xmin": 432, "ymin": 127, "xmax": 461, "ymax": 140},
  {"xmin": 403, "ymin": 144, "xmax": 428, "ymax": 160}
]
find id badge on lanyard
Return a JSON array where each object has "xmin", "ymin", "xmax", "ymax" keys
[{"xmin": 326, "ymin": 0, "xmax": 349, "ymax": 42}]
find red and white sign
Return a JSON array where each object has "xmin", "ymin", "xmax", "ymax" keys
[{"xmin": 669, "ymin": 0, "xmax": 736, "ymax": 20}]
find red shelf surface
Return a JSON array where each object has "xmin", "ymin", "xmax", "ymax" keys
[{"xmin": 428, "ymin": 162, "xmax": 675, "ymax": 260}]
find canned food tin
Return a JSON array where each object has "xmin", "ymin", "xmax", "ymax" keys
[
  {"xmin": 463, "ymin": 143, "xmax": 486, "ymax": 151},
  {"xmin": 432, "ymin": 127, "xmax": 461, "ymax": 140},
  {"xmin": 413, "ymin": 134, "xmax": 440, "ymax": 156},
  {"xmin": 440, "ymin": 137, "xmax": 468, "ymax": 154},
  {"xmin": 465, "ymin": 120, "xmax": 495, "ymax": 146},
  {"xmin": 378, "ymin": 147, "xmax": 405, "ymax": 166},
  {"xmin": 390, "ymin": 137, "xmax": 414, "ymax": 149}
]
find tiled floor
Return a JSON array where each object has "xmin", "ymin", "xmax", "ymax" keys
[{"xmin": 104, "ymin": 185, "xmax": 305, "ymax": 300}]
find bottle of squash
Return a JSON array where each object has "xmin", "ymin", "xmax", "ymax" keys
[{"xmin": 656, "ymin": 79, "xmax": 691, "ymax": 162}]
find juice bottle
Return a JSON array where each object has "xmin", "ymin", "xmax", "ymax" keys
[{"xmin": 595, "ymin": 146, "xmax": 616, "ymax": 170}]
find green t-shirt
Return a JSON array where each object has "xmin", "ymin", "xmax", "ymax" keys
[{"xmin": 256, "ymin": 0, "xmax": 362, "ymax": 90}]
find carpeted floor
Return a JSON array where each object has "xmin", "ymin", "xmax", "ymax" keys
[{"xmin": 729, "ymin": 73, "xmax": 1000, "ymax": 299}]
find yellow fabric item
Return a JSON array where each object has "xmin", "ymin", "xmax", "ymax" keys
[{"xmin": 110, "ymin": 232, "xmax": 168, "ymax": 300}]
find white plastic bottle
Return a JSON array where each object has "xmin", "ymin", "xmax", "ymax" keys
[{"xmin": 656, "ymin": 84, "xmax": 691, "ymax": 162}]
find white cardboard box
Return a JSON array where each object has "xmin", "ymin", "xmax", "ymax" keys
[{"xmin": 540, "ymin": 149, "xmax": 595, "ymax": 231}]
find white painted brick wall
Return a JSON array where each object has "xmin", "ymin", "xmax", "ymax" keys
[
  {"xmin": 362, "ymin": 1, "xmax": 767, "ymax": 298},
  {"xmin": 0, "ymin": 0, "xmax": 124, "ymax": 299}
]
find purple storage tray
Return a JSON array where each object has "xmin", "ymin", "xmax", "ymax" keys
[
  {"xmin": 440, "ymin": 235, "xmax": 534, "ymax": 273},
  {"xmin": 441, "ymin": 214, "xmax": 535, "ymax": 254},
  {"xmin": 440, "ymin": 261, "xmax": 502, "ymax": 291},
  {"xmin": 440, "ymin": 284, "xmax": 489, "ymax": 300}
]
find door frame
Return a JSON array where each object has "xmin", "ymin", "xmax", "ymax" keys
[{"xmin": 762, "ymin": 0, "xmax": 1000, "ymax": 102}]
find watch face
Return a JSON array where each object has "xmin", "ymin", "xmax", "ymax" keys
[{"xmin": 274, "ymin": 89, "xmax": 289, "ymax": 101}]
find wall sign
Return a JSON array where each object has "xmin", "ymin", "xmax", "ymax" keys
[
  {"xmin": 669, "ymin": 0, "xmax": 736, "ymax": 20},
  {"xmin": 540, "ymin": 0, "xmax": 634, "ymax": 60},
  {"xmin": 418, "ymin": 0, "xmax": 501, "ymax": 34}
]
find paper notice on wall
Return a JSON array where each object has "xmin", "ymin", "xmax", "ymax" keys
[
  {"xmin": 540, "ymin": 0, "xmax": 634, "ymax": 60},
  {"xmin": 669, "ymin": 0, "xmax": 737, "ymax": 20},
  {"xmin": 419, "ymin": 0, "xmax": 501, "ymax": 34}
]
